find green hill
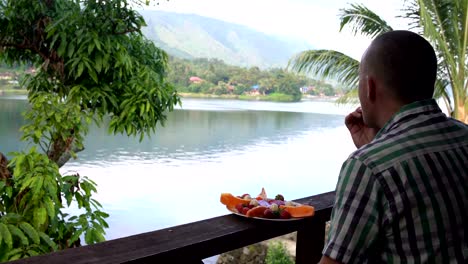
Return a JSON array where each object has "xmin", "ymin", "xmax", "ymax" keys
[{"xmin": 140, "ymin": 10, "xmax": 312, "ymax": 68}]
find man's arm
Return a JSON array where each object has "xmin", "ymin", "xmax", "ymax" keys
[
  {"xmin": 319, "ymin": 255, "xmax": 342, "ymax": 264},
  {"xmin": 321, "ymin": 158, "xmax": 382, "ymax": 263}
]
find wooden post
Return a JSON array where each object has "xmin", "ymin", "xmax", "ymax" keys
[{"xmin": 295, "ymin": 208, "xmax": 331, "ymax": 264}]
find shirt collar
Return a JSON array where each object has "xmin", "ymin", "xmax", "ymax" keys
[{"xmin": 374, "ymin": 99, "xmax": 443, "ymax": 139}]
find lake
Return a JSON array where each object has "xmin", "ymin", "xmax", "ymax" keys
[{"xmin": 0, "ymin": 95, "xmax": 356, "ymax": 241}]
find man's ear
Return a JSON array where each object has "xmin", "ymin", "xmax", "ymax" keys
[{"xmin": 366, "ymin": 76, "xmax": 377, "ymax": 102}]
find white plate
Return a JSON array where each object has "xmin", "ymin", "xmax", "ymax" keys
[{"xmin": 227, "ymin": 206, "xmax": 304, "ymax": 221}]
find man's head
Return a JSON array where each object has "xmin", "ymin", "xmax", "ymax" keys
[{"xmin": 358, "ymin": 30, "xmax": 437, "ymax": 128}]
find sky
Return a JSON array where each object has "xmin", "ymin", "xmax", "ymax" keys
[{"xmin": 144, "ymin": 0, "xmax": 411, "ymax": 60}]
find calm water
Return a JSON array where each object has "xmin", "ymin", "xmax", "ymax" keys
[{"xmin": 0, "ymin": 96, "xmax": 356, "ymax": 240}]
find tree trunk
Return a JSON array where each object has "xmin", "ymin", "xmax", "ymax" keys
[
  {"xmin": 455, "ymin": 101, "xmax": 467, "ymax": 124},
  {"xmin": 47, "ymin": 137, "xmax": 84, "ymax": 168},
  {"xmin": 0, "ymin": 152, "xmax": 11, "ymax": 181}
]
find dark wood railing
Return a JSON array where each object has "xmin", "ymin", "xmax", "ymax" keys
[{"xmin": 11, "ymin": 191, "xmax": 335, "ymax": 264}]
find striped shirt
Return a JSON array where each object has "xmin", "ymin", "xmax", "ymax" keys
[{"xmin": 322, "ymin": 99, "xmax": 468, "ymax": 263}]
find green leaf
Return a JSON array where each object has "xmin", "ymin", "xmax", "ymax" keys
[
  {"xmin": 19, "ymin": 177, "xmax": 35, "ymax": 193},
  {"xmin": 33, "ymin": 207, "xmax": 47, "ymax": 228},
  {"xmin": 57, "ymin": 34, "xmax": 68, "ymax": 56},
  {"xmin": 26, "ymin": 249, "xmax": 40, "ymax": 257},
  {"xmin": 67, "ymin": 41, "xmax": 76, "ymax": 58},
  {"xmin": 38, "ymin": 232, "xmax": 57, "ymax": 251},
  {"xmin": 6, "ymin": 248, "xmax": 24, "ymax": 260},
  {"xmin": 339, "ymin": 4, "xmax": 393, "ymax": 38},
  {"xmin": 43, "ymin": 197, "xmax": 55, "ymax": 219},
  {"xmin": 0, "ymin": 223, "xmax": 13, "ymax": 249},
  {"xmin": 44, "ymin": 178, "xmax": 58, "ymax": 197},
  {"xmin": 8, "ymin": 253, "xmax": 23, "ymax": 261},
  {"xmin": 6, "ymin": 186, "xmax": 13, "ymax": 198},
  {"xmin": 67, "ymin": 229, "xmax": 83, "ymax": 246},
  {"xmin": 92, "ymin": 228, "xmax": 105, "ymax": 243},
  {"xmin": 77, "ymin": 62, "xmax": 84, "ymax": 78},
  {"xmin": 32, "ymin": 177, "xmax": 44, "ymax": 199},
  {"xmin": 93, "ymin": 38, "xmax": 101, "ymax": 51},
  {"xmin": 19, "ymin": 222, "xmax": 40, "ymax": 245},
  {"xmin": 7, "ymin": 225, "xmax": 28, "ymax": 246},
  {"xmin": 89, "ymin": 69, "xmax": 98, "ymax": 83},
  {"xmin": 84, "ymin": 229, "xmax": 94, "ymax": 245}
]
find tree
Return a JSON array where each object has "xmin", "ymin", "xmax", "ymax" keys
[
  {"xmin": 0, "ymin": 0, "xmax": 179, "ymax": 261},
  {"xmin": 289, "ymin": 1, "xmax": 468, "ymax": 123}
]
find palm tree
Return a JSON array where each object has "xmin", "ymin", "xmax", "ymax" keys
[{"xmin": 289, "ymin": 1, "xmax": 468, "ymax": 123}]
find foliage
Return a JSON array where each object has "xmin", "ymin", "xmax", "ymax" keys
[
  {"xmin": 339, "ymin": 3, "xmax": 393, "ymax": 38},
  {"xmin": 0, "ymin": 0, "xmax": 178, "ymax": 261},
  {"xmin": 413, "ymin": 0, "xmax": 468, "ymax": 122},
  {"xmin": 289, "ymin": 1, "xmax": 468, "ymax": 123},
  {"xmin": 266, "ymin": 241, "xmax": 294, "ymax": 264},
  {"xmin": 168, "ymin": 57, "xmax": 338, "ymax": 102},
  {"xmin": 1, "ymin": 147, "xmax": 107, "ymax": 260}
]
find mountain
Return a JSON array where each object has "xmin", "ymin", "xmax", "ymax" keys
[{"xmin": 139, "ymin": 10, "xmax": 312, "ymax": 68}]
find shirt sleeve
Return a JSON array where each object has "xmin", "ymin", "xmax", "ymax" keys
[{"xmin": 322, "ymin": 158, "xmax": 383, "ymax": 263}]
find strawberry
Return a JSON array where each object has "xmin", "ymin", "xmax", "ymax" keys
[
  {"xmin": 235, "ymin": 203, "xmax": 244, "ymax": 213},
  {"xmin": 263, "ymin": 209, "xmax": 276, "ymax": 219},
  {"xmin": 280, "ymin": 210, "xmax": 292, "ymax": 219},
  {"xmin": 242, "ymin": 207, "xmax": 250, "ymax": 215}
]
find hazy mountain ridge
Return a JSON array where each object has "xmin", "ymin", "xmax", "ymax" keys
[{"xmin": 140, "ymin": 10, "xmax": 312, "ymax": 68}]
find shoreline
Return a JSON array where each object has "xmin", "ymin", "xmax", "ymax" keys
[
  {"xmin": 178, "ymin": 92, "xmax": 339, "ymax": 102},
  {"xmin": 0, "ymin": 90, "xmax": 339, "ymax": 103},
  {"xmin": 0, "ymin": 89, "xmax": 27, "ymax": 96}
]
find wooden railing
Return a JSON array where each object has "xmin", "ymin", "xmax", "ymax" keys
[{"xmin": 10, "ymin": 191, "xmax": 335, "ymax": 264}]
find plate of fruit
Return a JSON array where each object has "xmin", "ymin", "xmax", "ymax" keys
[{"xmin": 220, "ymin": 188, "xmax": 315, "ymax": 221}]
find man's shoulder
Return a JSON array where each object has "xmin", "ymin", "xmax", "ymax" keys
[
  {"xmin": 449, "ymin": 117, "xmax": 468, "ymax": 130},
  {"xmin": 348, "ymin": 115, "xmax": 468, "ymax": 172}
]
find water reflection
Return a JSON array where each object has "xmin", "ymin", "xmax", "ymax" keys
[
  {"xmin": 0, "ymin": 96, "xmax": 356, "ymax": 240},
  {"xmin": 69, "ymin": 108, "xmax": 345, "ymax": 167}
]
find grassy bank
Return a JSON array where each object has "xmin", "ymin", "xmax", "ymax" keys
[
  {"xmin": 0, "ymin": 89, "xmax": 27, "ymax": 95},
  {"xmin": 178, "ymin": 93, "xmax": 238, "ymax": 99},
  {"xmin": 179, "ymin": 92, "xmax": 300, "ymax": 102}
]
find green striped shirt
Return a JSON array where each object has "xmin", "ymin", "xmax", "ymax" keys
[{"xmin": 323, "ymin": 99, "xmax": 468, "ymax": 263}]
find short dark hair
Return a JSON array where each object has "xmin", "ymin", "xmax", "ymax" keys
[{"xmin": 365, "ymin": 30, "xmax": 437, "ymax": 103}]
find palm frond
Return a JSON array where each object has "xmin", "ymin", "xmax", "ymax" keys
[
  {"xmin": 288, "ymin": 49, "xmax": 359, "ymax": 90},
  {"xmin": 335, "ymin": 88, "xmax": 359, "ymax": 105},
  {"xmin": 433, "ymin": 76, "xmax": 452, "ymax": 113},
  {"xmin": 339, "ymin": 3, "xmax": 393, "ymax": 38},
  {"xmin": 419, "ymin": 0, "xmax": 459, "ymax": 87},
  {"xmin": 400, "ymin": 0, "xmax": 423, "ymax": 33}
]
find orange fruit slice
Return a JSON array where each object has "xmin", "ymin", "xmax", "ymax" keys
[
  {"xmin": 220, "ymin": 193, "xmax": 250, "ymax": 208},
  {"xmin": 280, "ymin": 204, "xmax": 315, "ymax": 218},
  {"xmin": 246, "ymin": 206, "xmax": 268, "ymax": 218}
]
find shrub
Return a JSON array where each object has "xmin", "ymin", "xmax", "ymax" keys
[{"xmin": 266, "ymin": 241, "xmax": 294, "ymax": 264}]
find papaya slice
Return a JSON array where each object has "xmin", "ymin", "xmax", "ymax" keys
[
  {"xmin": 220, "ymin": 193, "xmax": 250, "ymax": 208},
  {"xmin": 280, "ymin": 204, "xmax": 315, "ymax": 218},
  {"xmin": 246, "ymin": 206, "xmax": 268, "ymax": 218}
]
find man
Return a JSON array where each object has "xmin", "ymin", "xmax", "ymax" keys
[{"xmin": 320, "ymin": 30, "xmax": 468, "ymax": 263}]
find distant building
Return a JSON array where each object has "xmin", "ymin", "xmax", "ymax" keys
[
  {"xmin": 248, "ymin": 84, "xmax": 260, "ymax": 95},
  {"xmin": 25, "ymin": 67, "xmax": 37, "ymax": 74},
  {"xmin": 0, "ymin": 72, "xmax": 14, "ymax": 80},
  {"xmin": 189, "ymin": 76, "xmax": 203, "ymax": 84},
  {"xmin": 300, "ymin": 86, "xmax": 315, "ymax": 94}
]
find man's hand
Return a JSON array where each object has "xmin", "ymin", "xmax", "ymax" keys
[
  {"xmin": 345, "ymin": 107, "xmax": 379, "ymax": 148},
  {"xmin": 319, "ymin": 256, "xmax": 342, "ymax": 264}
]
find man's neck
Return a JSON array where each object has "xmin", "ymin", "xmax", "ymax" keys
[{"xmin": 375, "ymin": 101, "xmax": 405, "ymax": 129}]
